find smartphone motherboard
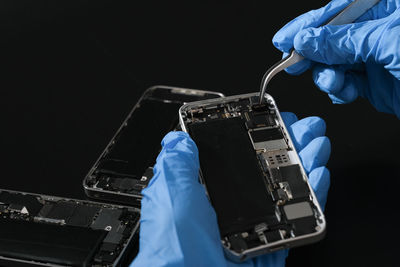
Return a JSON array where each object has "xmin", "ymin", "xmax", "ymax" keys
[
  {"xmin": 0, "ymin": 189, "xmax": 139, "ymax": 267},
  {"xmin": 179, "ymin": 93, "xmax": 325, "ymax": 261}
]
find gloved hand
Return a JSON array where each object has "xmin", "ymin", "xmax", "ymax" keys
[
  {"xmin": 131, "ymin": 112, "xmax": 331, "ymax": 267},
  {"xmin": 272, "ymin": 0, "xmax": 400, "ymax": 118}
]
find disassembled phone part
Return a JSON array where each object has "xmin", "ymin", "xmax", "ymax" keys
[
  {"xmin": 83, "ymin": 86, "xmax": 224, "ymax": 205},
  {"xmin": 0, "ymin": 189, "xmax": 139, "ymax": 267},
  {"xmin": 179, "ymin": 93, "xmax": 326, "ymax": 261}
]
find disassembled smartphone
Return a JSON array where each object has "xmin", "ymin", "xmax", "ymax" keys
[
  {"xmin": 0, "ymin": 189, "xmax": 139, "ymax": 267},
  {"xmin": 179, "ymin": 93, "xmax": 326, "ymax": 261},
  {"xmin": 83, "ymin": 86, "xmax": 224, "ymax": 205}
]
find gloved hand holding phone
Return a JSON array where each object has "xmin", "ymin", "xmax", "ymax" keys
[
  {"xmin": 131, "ymin": 112, "xmax": 330, "ymax": 267},
  {"xmin": 273, "ymin": 0, "xmax": 400, "ymax": 118}
]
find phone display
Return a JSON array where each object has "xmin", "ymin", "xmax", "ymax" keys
[
  {"xmin": 0, "ymin": 189, "xmax": 139, "ymax": 267},
  {"xmin": 83, "ymin": 86, "xmax": 224, "ymax": 205},
  {"xmin": 179, "ymin": 93, "xmax": 325, "ymax": 261}
]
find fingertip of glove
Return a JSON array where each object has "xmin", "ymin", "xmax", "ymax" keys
[
  {"xmin": 292, "ymin": 116, "xmax": 327, "ymax": 138},
  {"xmin": 315, "ymin": 136, "xmax": 331, "ymax": 153},
  {"xmin": 310, "ymin": 166, "xmax": 330, "ymax": 182},
  {"xmin": 328, "ymin": 93, "xmax": 346, "ymax": 104},
  {"xmin": 293, "ymin": 28, "xmax": 324, "ymax": 60},
  {"xmin": 158, "ymin": 131, "xmax": 199, "ymax": 165},
  {"xmin": 341, "ymin": 74, "xmax": 360, "ymax": 102},
  {"xmin": 312, "ymin": 66, "xmax": 344, "ymax": 93},
  {"xmin": 285, "ymin": 58, "xmax": 312, "ymax": 75},
  {"xmin": 328, "ymin": 80, "xmax": 359, "ymax": 104},
  {"xmin": 161, "ymin": 131, "xmax": 192, "ymax": 149},
  {"xmin": 309, "ymin": 166, "xmax": 330, "ymax": 210},
  {"xmin": 272, "ymin": 27, "xmax": 298, "ymax": 53},
  {"xmin": 299, "ymin": 136, "xmax": 331, "ymax": 172},
  {"xmin": 293, "ymin": 28, "xmax": 314, "ymax": 51},
  {"xmin": 272, "ymin": 31, "xmax": 288, "ymax": 53},
  {"xmin": 307, "ymin": 116, "xmax": 327, "ymax": 136},
  {"xmin": 280, "ymin": 112, "xmax": 298, "ymax": 126},
  {"xmin": 315, "ymin": 136, "xmax": 331, "ymax": 163},
  {"xmin": 147, "ymin": 132, "xmax": 199, "ymax": 191}
]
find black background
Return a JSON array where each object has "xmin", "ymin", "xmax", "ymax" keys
[{"xmin": 1, "ymin": 1, "xmax": 399, "ymax": 266}]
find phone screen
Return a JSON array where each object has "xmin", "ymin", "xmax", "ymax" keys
[{"xmin": 86, "ymin": 87, "xmax": 222, "ymax": 196}]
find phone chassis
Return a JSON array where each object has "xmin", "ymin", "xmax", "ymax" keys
[
  {"xmin": 179, "ymin": 93, "xmax": 326, "ymax": 262},
  {"xmin": 83, "ymin": 85, "xmax": 224, "ymax": 206}
]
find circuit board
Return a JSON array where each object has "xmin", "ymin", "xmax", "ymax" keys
[
  {"xmin": 0, "ymin": 189, "xmax": 139, "ymax": 266},
  {"xmin": 180, "ymin": 94, "xmax": 325, "ymax": 260}
]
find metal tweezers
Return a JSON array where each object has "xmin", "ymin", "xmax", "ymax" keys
[{"xmin": 259, "ymin": 0, "xmax": 381, "ymax": 104}]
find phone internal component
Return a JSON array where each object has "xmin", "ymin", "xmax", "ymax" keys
[
  {"xmin": 0, "ymin": 190, "xmax": 139, "ymax": 266},
  {"xmin": 283, "ymin": 202, "xmax": 314, "ymax": 220},
  {"xmin": 261, "ymin": 150, "xmax": 296, "ymax": 168},
  {"xmin": 189, "ymin": 117, "xmax": 277, "ymax": 235},
  {"xmin": 248, "ymin": 127, "xmax": 287, "ymax": 150}
]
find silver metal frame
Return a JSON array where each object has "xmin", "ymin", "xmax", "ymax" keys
[
  {"xmin": 0, "ymin": 188, "xmax": 140, "ymax": 267},
  {"xmin": 83, "ymin": 85, "xmax": 225, "ymax": 203},
  {"xmin": 179, "ymin": 93, "xmax": 326, "ymax": 262}
]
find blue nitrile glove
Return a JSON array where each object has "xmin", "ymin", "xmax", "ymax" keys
[
  {"xmin": 131, "ymin": 112, "xmax": 331, "ymax": 267},
  {"xmin": 272, "ymin": 0, "xmax": 400, "ymax": 118}
]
